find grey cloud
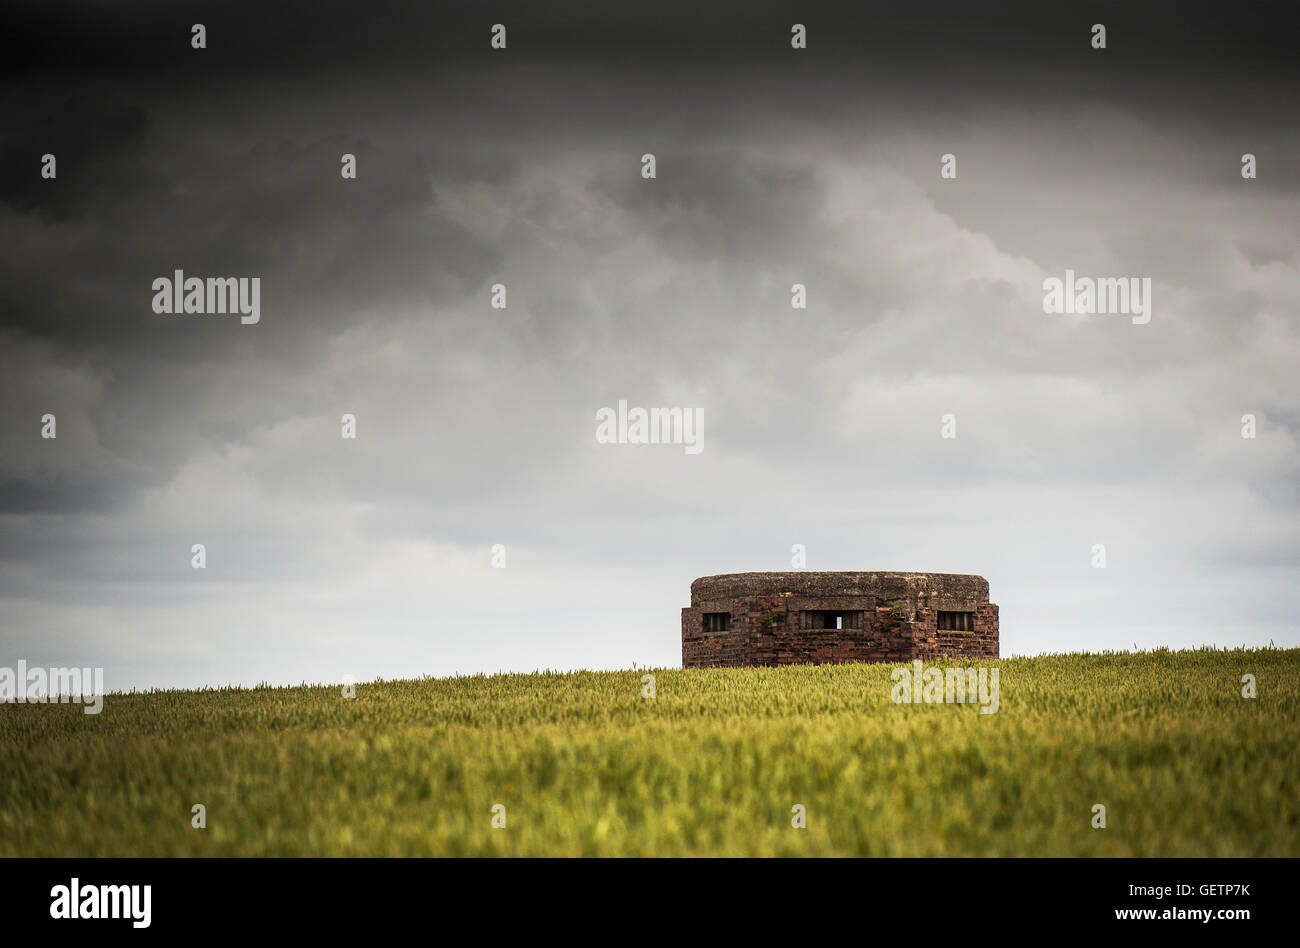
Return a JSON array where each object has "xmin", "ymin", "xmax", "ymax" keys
[{"xmin": 1, "ymin": 3, "xmax": 1297, "ymax": 688}]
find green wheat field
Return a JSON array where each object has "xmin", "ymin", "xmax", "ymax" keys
[{"xmin": 2, "ymin": 647, "xmax": 1296, "ymax": 857}]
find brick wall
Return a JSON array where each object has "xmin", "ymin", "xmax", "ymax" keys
[{"xmin": 682, "ymin": 595, "xmax": 998, "ymax": 668}]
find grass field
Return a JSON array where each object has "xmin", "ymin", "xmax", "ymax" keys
[{"xmin": 1, "ymin": 647, "xmax": 1297, "ymax": 856}]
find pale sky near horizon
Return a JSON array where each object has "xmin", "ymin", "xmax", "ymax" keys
[{"xmin": 2, "ymin": 2, "xmax": 1297, "ymax": 690}]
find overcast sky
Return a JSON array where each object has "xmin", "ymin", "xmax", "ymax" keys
[{"xmin": 2, "ymin": 2, "xmax": 1298, "ymax": 690}]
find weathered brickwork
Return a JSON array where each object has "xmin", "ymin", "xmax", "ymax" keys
[{"xmin": 682, "ymin": 571, "xmax": 999, "ymax": 668}]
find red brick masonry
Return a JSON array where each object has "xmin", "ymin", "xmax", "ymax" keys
[{"xmin": 682, "ymin": 571, "xmax": 999, "ymax": 668}]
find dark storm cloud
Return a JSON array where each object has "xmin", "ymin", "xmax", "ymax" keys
[
  {"xmin": 3, "ymin": 1, "xmax": 1297, "ymax": 83},
  {"xmin": 0, "ymin": 109, "xmax": 498, "ymax": 357},
  {"xmin": 0, "ymin": 473, "xmax": 103, "ymax": 515},
  {"xmin": 0, "ymin": 81, "xmax": 501, "ymax": 515},
  {"xmin": 0, "ymin": 93, "xmax": 155, "ymax": 220}
]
